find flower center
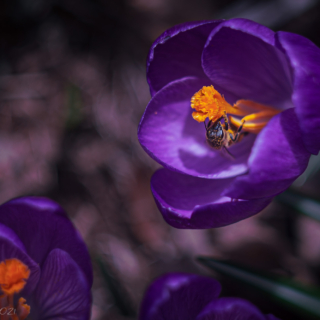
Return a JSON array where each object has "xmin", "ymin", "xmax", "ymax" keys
[
  {"xmin": 191, "ymin": 85, "xmax": 280, "ymax": 134},
  {"xmin": 0, "ymin": 259, "xmax": 30, "ymax": 320}
]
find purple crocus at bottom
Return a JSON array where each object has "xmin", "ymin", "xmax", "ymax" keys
[
  {"xmin": 0, "ymin": 197, "xmax": 92, "ymax": 319},
  {"xmin": 140, "ymin": 273, "xmax": 279, "ymax": 320}
]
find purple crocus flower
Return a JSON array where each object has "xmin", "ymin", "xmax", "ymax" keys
[
  {"xmin": 0, "ymin": 197, "xmax": 92, "ymax": 319},
  {"xmin": 138, "ymin": 18, "xmax": 320, "ymax": 228},
  {"xmin": 140, "ymin": 273, "xmax": 279, "ymax": 320}
]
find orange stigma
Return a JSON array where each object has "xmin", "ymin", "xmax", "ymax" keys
[
  {"xmin": 0, "ymin": 259, "xmax": 31, "ymax": 320},
  {"xmin": 191, "ymin": 86, "xmax": 236, "ymax": 122},
  {"xmin": 0, "ymin": 259, "xmax": 30, "ymax": 295},
  {"xmin": 191, "ymin": 85, "xmax": 280, "ymax": 134}
]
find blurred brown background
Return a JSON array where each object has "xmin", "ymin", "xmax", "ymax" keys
[{"xmin": 1, "ymin": 0, "xmax": 320, "ymax": 319}]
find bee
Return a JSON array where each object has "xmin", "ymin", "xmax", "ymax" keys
[{"xmin": 205, "ymin": 111, "xmax": 246, "ymax": 157}]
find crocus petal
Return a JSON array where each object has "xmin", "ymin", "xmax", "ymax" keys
[
  {"xmin": 0, "ymin": 222, "xmax": 26, "ymax": 252},
  {"xmin": 140, "ymin": 273, "xmax": 221, "ymax": 320},
  {"xmin": 202, "ymin": 18, "xmax": 293, "ymax": 108},
  {"xmin": 138, "ymin": 77, "xmax": 255, "ymax": 179},
  {"xmin": 33, "ymin": 249, "xmax": 91, "ymax": 320},
  {"xmin": 147, "ymin": 20, "xmax": 222, "ymax": 96},
  {"xmin": 196, "ymin": 297, "xmax": 271, "ymax": 320},
  {"xmin": 0, "ymin": 197, "xmax": 93, "ymax": 286},
  {"xmin": 151, "ymin": 168, "xmax": 272, "ymax": 229},
  {"xmin": 0, "ymin": 223, "xmax": 40, "ymax": 296},
  {"xmin": 224, "ymin": 108, "xmax": 310, "ymax": 200},
  {"xmin": 276, "ymin": 31, "xmax": 320, "ymax": 155}
]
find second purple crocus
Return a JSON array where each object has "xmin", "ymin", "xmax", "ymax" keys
[
  {"xmin": 140, "ymin": 273, "xmax": 280, "ymax": 320},
  {"xmin": 0, "ymin": 197, "xmax": 92, "ymax": 319},
  {"xmin": 138, "ymin": 18, "xmax": 320, "ymax": 228}
]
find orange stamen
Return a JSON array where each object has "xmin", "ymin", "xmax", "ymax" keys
[
  {"xmin": 0, "ymin": 259, "xmax": 30, "ymax": 320},
  {"xmin": 191, "ymin": 85, "xmax": 280, "ymax": 134},
  {"xmin": 0, "ymin": 259, "xmax": 30, "ymax": 296}
]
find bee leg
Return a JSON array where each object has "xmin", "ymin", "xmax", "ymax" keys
[
  {"xmin": 223, "ymin": 111, "xmax": 229, "ymax": 131},
  {"xmin": 237, "ymin": 131, "xmax": 249, "ymax": 143},
  {"xmin": 223, "ymin": 146, "xmax": 235, "ymax": 160},
  {"xmin": 229, "ymin": 133, "xmax": 236, "ymax": 142},
  {"xmin": 230, "ymin": 120, "xmax": 246, "ymax": 142},
  {"xmin": 237, "ymin": 119, "xmax": 245, "ymax": 134},
  {"xmin": 205, "ymin": 119, "xmax": 213, "ymax": 130}
]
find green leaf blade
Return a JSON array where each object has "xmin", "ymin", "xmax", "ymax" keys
[{"xmin": 198, "ymin": 257, "xmax": 320, "ymax": 319}]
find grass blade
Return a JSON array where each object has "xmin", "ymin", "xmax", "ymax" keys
[
  {"xmin": 276, "ymin": 190, "xmax": 320, "ymax": 222},
  {"xmin": 198, "ymin": 257, "xmax": 320, "ymax": 319}
]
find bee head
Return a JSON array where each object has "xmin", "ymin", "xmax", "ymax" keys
[{"xmin": 206, "ymin": 120, "xmax": 224, "ymax": 141}]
